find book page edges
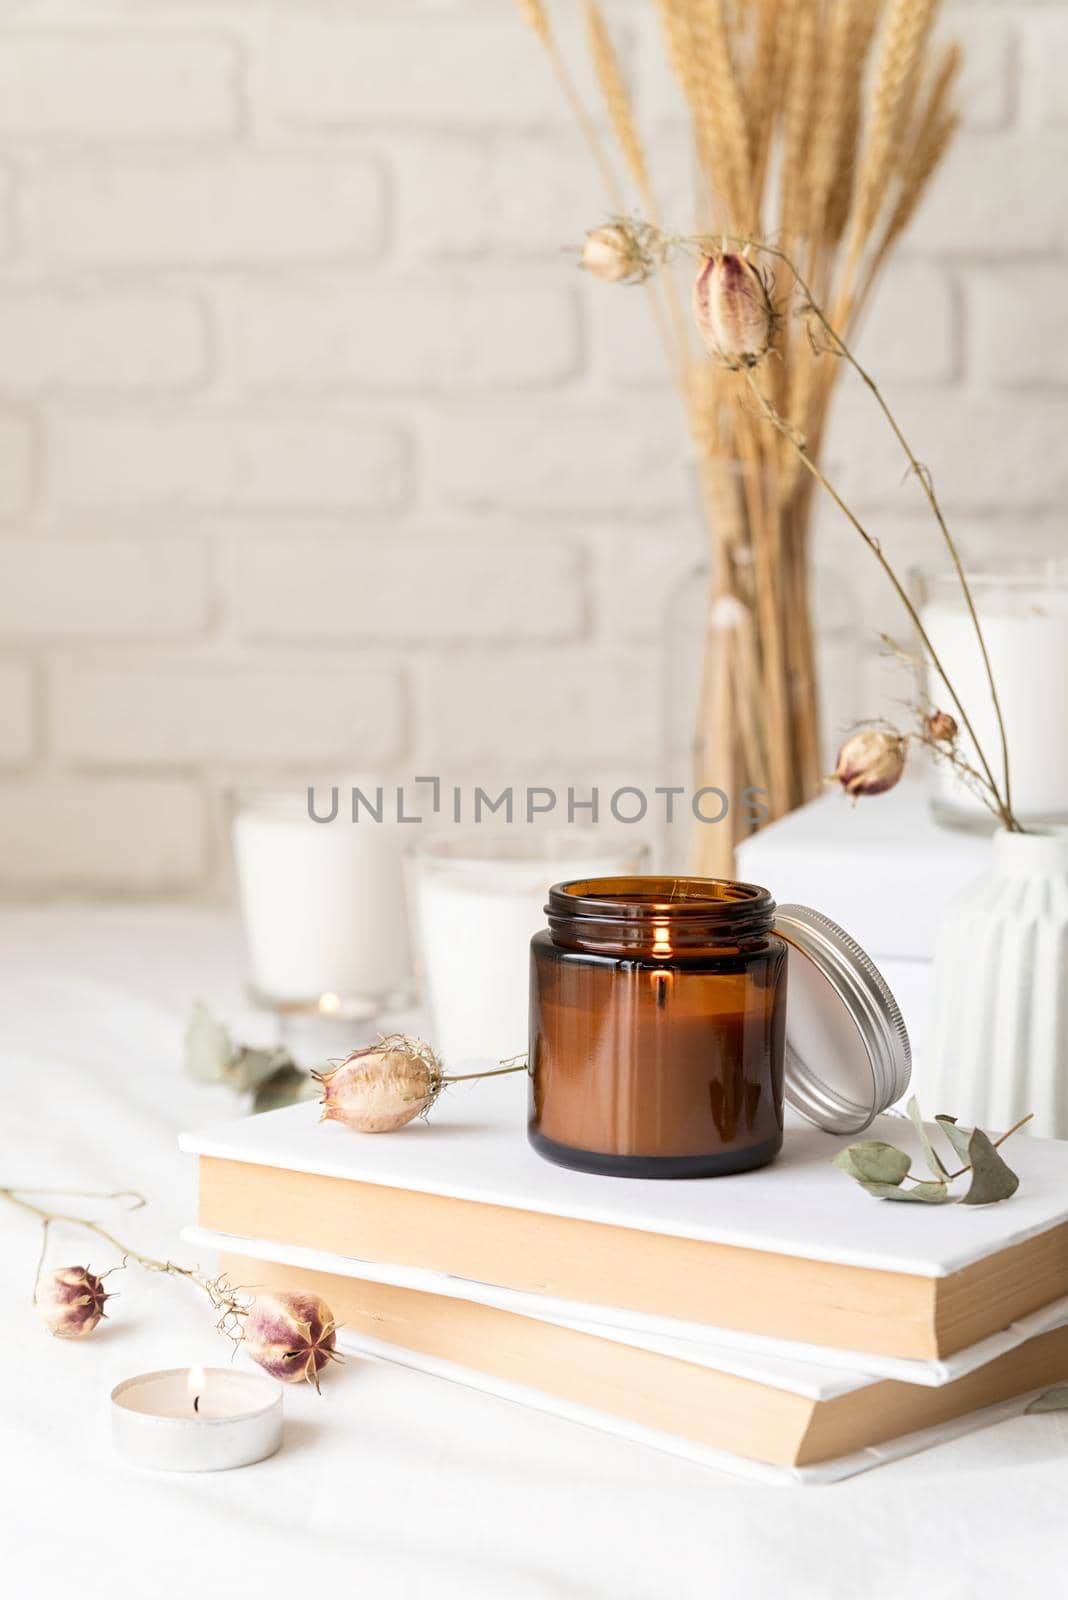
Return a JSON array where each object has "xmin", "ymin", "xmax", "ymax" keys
[
  {"xmin": 219, "ymin": 1249, "xmax": 817, "ymax": 1467},
  {"xmin": 200, "ymin": 1155, "xmax": 939, "ymax": 1358},
  {"xmin": 220, "ymin": 1250, "xmax": 1068, "ymax": 1469}
]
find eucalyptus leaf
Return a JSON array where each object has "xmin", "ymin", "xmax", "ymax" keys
[
  {"xmin": 184, "ymin": 1002, "xmax": 233, "ymax": 1084},
  {"xmin": 907, "ymin": 1096, "xmax": 949, "ymax": 1181},
  {"xmin": 1026, "ymin": 1385, "xmax": 1068, "ymax": 1414},
  {"xmin": 228, "ymin": 1045, "xmax": 297, "ymax": 1095},
  {"xmin": 866, "ymin": 1179, "xmax": 949, "ymax": 1204},
  {"xmin": 834, "ymin": 1140, "xmax": 912, "ymax": 1187},
  {"xmin": 934, "ymin": 1114, "xmax": 974, "ymax": 1165},
  {"xmin": 960, "ymin": 1127, "xmax": 1020, "ymax": 1206},
  {"xmin": 252, "ymin": 1064, "xmax": 317, "ymax": 1114}
]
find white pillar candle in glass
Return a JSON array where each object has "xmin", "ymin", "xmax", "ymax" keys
[
  {"xmin": 916, "ymin": 560, "xmax": 1068, "ymax": 829},
  {"xmin": 407, "ymin": 830, "xmax": 650, "ymax": 1067},
  {"xmin": 232, "ymin": 783, "xmax": 413, "ymax": 1017}
]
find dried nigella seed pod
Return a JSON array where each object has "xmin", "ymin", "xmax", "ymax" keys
[
  {"xmin": 834, "ymin": 730, "xmax": 908, "ymax": 798},
  {"xmin": 580, "ymin": 223, "xmax": 650, "ymax": 284},
  {"xmin": 693, "ymin": 251, "xmax": 775, "ymax": 370},
  {"xmin": 926, "ymin": 709, "xmax": 959, "ymax": 744},
  {"xmin": 242, "ymin": 1291, "xmax": 339, "ymax": 1391},
  {"xmin": 37, "ymin": 1265, "xmax": 112, "ymax": 1339},
  {"xmin": 315, "ymin": 1035, "xmax": 444, "ymax": 1133}
]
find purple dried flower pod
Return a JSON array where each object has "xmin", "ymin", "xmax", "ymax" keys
[
  {"xmin": 315, "ymin": 1035, "xmax": 444, "ymax": 1133},
  {"xmin": 37, "ymin": 1265, "xmax": 111, "ymax": 1339},
  {"xmin": 242, "ymin": 1291, "xmax": 339, "ymax": 1391},
  {"xmin": 834, "ymin": 730, "xmax": 908, "ymax": 798},
  {"xmin": 693, "ymin": 251, "xmax": 775, "ymax": 370},
  {"xmin": 926, "ymin": 709, "xmax": 959, "ymax": 744}
]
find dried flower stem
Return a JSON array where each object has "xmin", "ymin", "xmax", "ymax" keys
[
  {"xmin": 1, "ymin": 1185, "xmax": 250, "ymax": 1342},
  {"xmin": 668, "ymin": 226, "xmax": 1016, "ymax": 829},
  {"xmin": 748, "ymin": 237, "xmax": 1015, "ymax": 823},
  {"xmin": 740, "ymin": 365, "xmax": 1011, "ymax": 828},
  {"xmin": 583, "ymin": 4, "xmax": 693, "ymax": 381},
  {"xmin": 440, "ymin": 1061, "xmax": 529, "ymax": 1085},
  {"xmin": 519, "ymin": 0, "xmax": 692, "ymax": 402}
]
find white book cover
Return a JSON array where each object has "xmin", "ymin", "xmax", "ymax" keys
[
  {"xmin": 328, "ymin": 1328, "xmax": 1050, "ymax": 1487},
  {"xmin": 179, "ymin": 1077, "xmax": 1068, "ymax": 1278}
]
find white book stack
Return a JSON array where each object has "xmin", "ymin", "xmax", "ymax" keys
[{"xmin": 180, "ymin": 1076, "xmax": 1068, "ymax": 1483}]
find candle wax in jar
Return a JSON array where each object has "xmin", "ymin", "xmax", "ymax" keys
[{"xmin": 532, "ymin": 959, "xmax": 785, "ymax": 1160}]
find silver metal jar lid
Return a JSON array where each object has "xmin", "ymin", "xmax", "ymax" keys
[{"xmin": 774, "ymin": 903, "xmax": 912, "ymax": 1135}]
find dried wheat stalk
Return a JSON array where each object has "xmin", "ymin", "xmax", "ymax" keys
[
  {"xmin": 585, "ymin": 2, "xmax": 649, "ymax": 193},
  {"xmin": 515, "ymin": 0, "xmax": 552, "ymax": 48}
]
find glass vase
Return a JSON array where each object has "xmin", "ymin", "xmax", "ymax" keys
[{"xmin": 661, "ymin": 461, "xmax": 858, "ymax": 871}]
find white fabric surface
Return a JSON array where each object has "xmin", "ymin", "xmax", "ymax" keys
[{"xmin": 4, "ymin": 906, "xmax": 1068, "ymax": 1600}]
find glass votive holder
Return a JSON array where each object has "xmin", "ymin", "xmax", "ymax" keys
[
  {"xmin": 913, "ymin": 558, "xmax": 1068, "ymax": 831},
  {"xmin": 407, "ymin": 830, "xmax": 650, "ymax": 1068},
  {"xmin": 231, "ymin": 783, "xmax": 413, "ymax": 1027},
  {"xmin": 529, "ymin": 876, "xmax": 788, "ymax": 1178}
]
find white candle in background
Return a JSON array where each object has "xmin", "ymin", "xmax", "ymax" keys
[
  {"xmin": 408, "ymin": 831, "xmax": 649, "ymax": 1068},
  {"xmin": 918, "ymin": 562, "xmax": 1068, "ymax": 827},
  {"xmin": 232, "ymin": 785, "xmax": 412, "ymax": 1014}
]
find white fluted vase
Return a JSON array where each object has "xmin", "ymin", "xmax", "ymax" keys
[{"xmin": 926, "ymin": 829, "xmax": 1068, "ymax": 1137}]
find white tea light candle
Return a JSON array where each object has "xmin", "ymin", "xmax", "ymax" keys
[
  {"xmin": 917, "ymin": 561, "xmax": 1068, "ymax": 828},
  {"xmin": 232, "ymin": 785, "xmax": 413, "ymax": 1016},
  {"xmin": 110, "ymin": 1366, "xmax": 283, "ymax": 1471}
]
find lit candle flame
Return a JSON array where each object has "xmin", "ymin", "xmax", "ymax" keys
[
  {"xmin": 187, "ymin": 1364, "xmax": 206, "ymax": 1415},
  {"xmin": 319, "ymin": 992, "xmax": 341, "ymax": 1015},
  {"xmin": 652, "ymin": 921, "xmax": 672, "ymax": 958}
]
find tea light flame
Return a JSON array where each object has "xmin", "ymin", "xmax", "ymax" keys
[
  {"xmin": 319, "ymin": 992, "xmax": 341, "ymax": 1015},
  {"xmin": 652, "ymin": 921, "xmax": 672, "ymax": 958},
  {"xmin": 187, "ymin": 1364, "xmax": 206, "ymax": 1414}
]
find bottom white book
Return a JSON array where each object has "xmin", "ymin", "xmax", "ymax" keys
[
  {"xmin": 184, "ymin": 1226, "xmax": 1068, "ymax": 1482},
  {"xmin": 333, "ymin": 1326, "xmax": 1047, "ymax": 1487}
]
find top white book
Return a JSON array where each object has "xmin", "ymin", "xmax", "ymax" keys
[{"xmin": 180, "ymin": 1076, "xmax": 1068, "ymax": 1280}]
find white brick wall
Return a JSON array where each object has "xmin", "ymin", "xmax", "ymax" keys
[
  {"xmin": 0, "ymin": 289, "xmax": 207, "ymax": 392},
  {"xmin": 0, "ymin": 33, "xmax": 239, "ymax": 141},
  {"xmin": 52, "ymin": 657, "xmax": 406, "ymax": 767},
  {"xmin": 0, "ymin": 661, "xmax": 33, "ymax": 765},
  {"xmin": 49, "ymin": 413, "xmax": 410, "ymax": 513},
  {"xmin": 0, "ymin": 539, "xmax": 208, "ymax": 636},
  {"xmin": 224, "ymin": 283, "xmax": 582, "ymax": 390},
  {"xmin": 25, "ymin": 156, "xmax": 387, "ymax": 266},
  {"xmin": 0, "ymin": 0, "xmax": 1064, "ymax": 896},
  {"xmin": 229, "ymin": 538, "xmax": 586, "ymax": 641}
]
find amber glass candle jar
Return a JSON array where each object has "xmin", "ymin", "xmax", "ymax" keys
[{"xmin": 529, "ymin": 876, "xmax": 788, "ymax": 1178}]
